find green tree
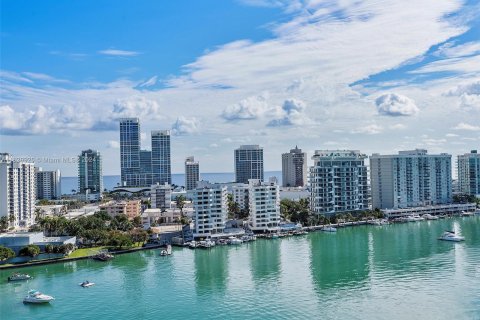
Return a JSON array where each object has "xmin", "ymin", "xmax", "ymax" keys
[
  {"xmin": 0, "ymin": 216, "xmax": 8, "ymax": 231},
  {"xmin": 93, "ymin": 210, "xmax": 112, "ymax": 221},
  {"xmin": 45, "ymin": 244, "xmax": 54, "ymax": 253},
  {"xmin": 132, "ymin": 216, "xmax": 143, "ymax": 228},
  {"xmin": 19, "ymin": 245, "xmax": 41, "ymax": 257},
  {"xmin": 111, "ymin": 214, "xmax": 133, "ymax": 231},
  {"xmin": 176, "ymin": 195, "xmax": 186, "ymax": 216},
  {"xmin": 0, "ymin": 246, "xmax": 15, "ymax": 261},
  {"xmin": 108, "ymin": 231, "xmax": 133, "ymax": 249}
]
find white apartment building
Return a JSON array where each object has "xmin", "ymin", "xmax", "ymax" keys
[
  {"xmin": 458, "ymin": 150, "xmax": 480, "ymax": 196},
  {"xmin": 310, "ymin": 150, "xmax": 369, "ymax": 216},
  {"xmin": 151, "ymin": 183, "xmax": 172, "ymax": 211},
  {"xmin": 248, "ymin": 179, "xmax": 280, "ymax": 232},
  {"xmin": 192, "ymin": 181, "xmax": 227, "ymax": 239},
  {"xmin": 370, "ymin": 149, "xmax": 452, "ymax": 210},
  {"xmin": 232, "ymin": 184, "xmax": 249, "ymax": 210},
  {"xmin": 0, "ymin": 153, "xmax": 36, "ymax": 228},
  {"xmin": 36, "ymin": 168, "xmax": 61, "ymax": 200}
]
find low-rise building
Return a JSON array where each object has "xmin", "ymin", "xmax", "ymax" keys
[
  {"xmin": 35, "ymin": 205, "xmax": 66, "ymax": 218},
  {"xmin": 0, "ymin": 232, "xmax": 76, "ymax": 254},
  {"xmin": 382, "ymin": 203, "xmax": 476, "ymax": 218},
  {"xmin": 248, "ymin": 179, "xmax": 280, "ymax": 233},
  {"xmin": 100, "ymin": 200, "xmax": 141, "ymax": 219},
  {"xmin": 151, "ymin": 183, "xmax": 172, "ymax": 210},
  {"xmin": 141, "ymin": 208, "xmax": 181, "ymax": 228}
]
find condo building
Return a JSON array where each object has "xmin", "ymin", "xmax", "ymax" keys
[
  {"xmin": 457, "ymin": 150, "xmax": 480, "ymax": 196},
  {"xmin": 185, "ymin": 156, "xmax": 200, "ymax": 191},
  {"xmin": 139, "ymin": 150, "xmax": 153, "ymax": 186},
  {"xmin": 151, "ymin": 130, "xmax": 171, "ymax": 185},
  {"xmin": 248, "ymin": 179, "xmax": 280, "ymax": 232},
  {"xmin": 78, "ymin": 149, "xmax": 103, "ymax": 199},
  {"xmin": 0, "ymin": 153, "xmax": 36, "ymax": 228},
  {"xmin": 282, "ymin": 146, "xmax": 307, "ymax": 187},
  {"xmin": 119, "ymin": 118, "xmax": 141, "ymax": 187},
  {"xmin": 232, "ymin": 184, "xmax": 249, "ymax": 211},
  {"xmin": 36, "ymin": 168, "xmax": 61, "ymax": 200},
  {"xmin": 150, "ymin": 183, "xmax": 172, "ymax": 211},
  {"xmin": 192, "ymin": 181, "xmax": 228, "ymax": 239},
  {"xmin": 310, "ymin": 150, "xmax": 369, "ymax": 216},
  {"xmin": 370, "ymin": 149, "xmax": 452, "ymax": 210},
  {"xmin": 234, "ymin": 145, "xmax": 264, "ymax": 184}
]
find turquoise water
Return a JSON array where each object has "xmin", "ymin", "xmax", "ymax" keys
[{"xmin": 1, "ymin": 217, "xmax": 480, "ymax": 320}]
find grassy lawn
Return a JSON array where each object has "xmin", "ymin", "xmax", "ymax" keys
[{"xmin": 67, "ymin": 246, "xmax": 107, "ymax": 259}]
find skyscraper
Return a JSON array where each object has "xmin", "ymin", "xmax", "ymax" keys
[
  {"xmin": 36, "ymin": 168, "xmax": 61, "ymax": 200},
  {"xmin": 234, "ymin": 145, "xmax": 264, "ymax": 184},
  {"xmin": 282, "ymin": 146, "xmax": 307, "ymax": 187},
  {"xmin": 151, "ymin": 130, "xmax": 171, "ymax": 185},
  {"xmin": 370, "ymin": 149, "xmax": 452, "ymax": 209},
  {"xmin": 139, "ymin": 150, "xmax": 153, "ymax": 186},
  {"xmin": 185, "ymin": 156, "xmax": 200, "ymax": 191},
  {"xmin": 457, "ymin": 150, "xmax": 480, "ymax": 196},
  {"xmin": 119, "ymin": 118, "xmax": 140, "ymax": 187},
  {"xmin": 0, "ymin": 153, "xmax": 36, "ymax": 228},
  {"xmin": 78, "ymin": 149, "xmax": 103, "ymax": 196},
  {"xmin": 248, "ymin": 179, "xmax": 280, "ymax": 232},
  {"xmin": 310, "ymin": 150, "xmax": 369, "ymax": 216}
]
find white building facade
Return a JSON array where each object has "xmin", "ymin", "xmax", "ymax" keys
[
  {"xmin": 232, "ymin": 184, "xmax": 249, "ymax": 210},
  {"xmin": 310, "ymin": 150, "xmax": 369, "ymax": 216},
  {"xmin": 185, "ymin": 156, "xmax": 200, "ymax": 191},
  {"xmin": 192, "ymin": 181, "xmax": 227, "ymax": 239},
  {"xmin": 0, "ymin": 153, "xmax": 36, "ymax": 228},
  {"xmin": 458, "ymin": 150, "xmax": 480, "ymax": 196},
  {"xmin": 248, "ymin": 179, "xmax": 280, "ymax": 232},
  {"xmin": 36, "ymin": 168, "xmax": 61, "ymax": 200},
  {"xmin": 151, "ymin": 183, "xmax": 172, "ymax": 211},
  {"xmin": 370, "ymin": 149, "xmax": 452, "ymax": 209}
]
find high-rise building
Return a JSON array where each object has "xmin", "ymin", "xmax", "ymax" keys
[
  {"xmin": 0, "ymin": 153, "xmax": 36, "ymax": 228},
  {"xmin": 248, "ymin": 179, "xmax": 280, "ymax": 232},
  {"xmin": 234, "ymin": 145, "xmax": 264, "ymax": 184},
  {"xmin": 185, "ymin": 156, "xmax": 200, "ymax": 191},
  {"xmin": 36, "ymin": 168, "xmax": 61, "ymax": 200},
  {"xmin": 282, "ymin": 146, "xmax": 307, "ymax": 187},
  {"xmin": 370, "ymin": 149, "xmax": 452, "ymax": 209},
  {"xmin": 139, "ymin": 150, "xmax": 153, "ymax": 186},
  {"xmin": 457, "ymin": 150, "xmax": 480, "ymax": 196},
  {"xmin": 192, "ymin": 181, "xmax": 227, "ymax": 239},
  {"xmin": 119, "ymin": 118, "xmax": 141, "ymax": 187},
  {"xmin": 310, "ymin": 150, "xmax": 369, "ymax": 216},
  {"xmin": 150, "ymin": 183, "xmax": 172, "ymax": 211},
  {"xmin": 151, "ymin": 130, "xmax": 171, "ymax": 185},
  {"xmin": 78, "ymin": 149, "xmax": 103, "ymax": 196}
]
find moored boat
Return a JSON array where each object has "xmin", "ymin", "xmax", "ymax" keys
[
  {"xmin": 8, "ymin": 273, "xmax": 32, "ymax": 282},
  {"xmin": 321, "ymin": 226, "xmax": 337, "ymax": 232},
  {"xmin": 160, "ymin": 244, "xmax": 173, "ymax": 255},
  {"xmin": 92, "ymin": 252, "xmax": 114, "ymax": 261},
  {"xmin": 438, "ymin": 231, "xmax": 465, "ymax": 242},
  {"xmin": 423, "ymin": 214, "xmax": 439, "ymax": 220},
  {"xmin": 460, "ymin": 211, "xmax": 474, "ymax": 217},
  {"xmin": 228, "ymin": 236, "xmax": 243, "ymax": 245},
  {"xmin": 23, "ymin": 290, "xmax": 55, "ymax": 304}
]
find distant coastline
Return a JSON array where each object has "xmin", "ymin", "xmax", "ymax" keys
[{"xmin": 61, "ymin": 171, "xmax": 283, "ymax": 194}]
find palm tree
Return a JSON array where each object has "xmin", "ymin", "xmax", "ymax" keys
[{"xmin": 176, "ymin": 195, "xmax": 186, "ymax": 217}]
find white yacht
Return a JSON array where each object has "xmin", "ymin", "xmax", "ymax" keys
[
  {"xmin": 228, "ymin": 237, "xmax": 243, "ymax": 245},
  {"xmin": 411, "ymin": 215, "xmax": 424, "ymax": 221},
  {"xmin": 188, "ymin": 241, "xmax": 197, "ymax": 249},
  {"xmin": 8, "ymin": 273, "xmax": 32, "ymax": 281},
  {"xmin": 460, "ymin": 211, "xmax": 474, "ymax": 217},
  {"xmin": 160, "ymin": 244, "xmax": 173, "ymax": 255},
  {"xmin": 23, "ymin": 290, "xmax": 55, "ymax": 304},
  {"xmin": 321, "ymin": 226, "xmax": 337, "ymax": 232},
  {"xmin": 79, "ymin": 281, "xmax": 95, "ymax": 287},
  {"xmin": 438, "ymin": 231, "xmax": 465, "ymax": 242},
  {"xmin": 423, "ymin": 214, "xmax": 439, "ymax": 220}
]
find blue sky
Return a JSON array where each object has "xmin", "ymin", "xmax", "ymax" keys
[{"xmin": 1, "ymin": 0, "xmax": 479, "ymax": 176}]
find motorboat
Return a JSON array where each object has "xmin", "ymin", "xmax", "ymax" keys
[
  {"xmin": 423, "ymin": 214, "xmax": 439, "ymax": 220},
  {"xmin": 321, "ymin": 226, "xmax": 337, "ymax": 232},
  {"xmin": 411, "ymin": 215, "xmax": 424, "ymax": 222},
  {"xmin": 92, "ymin": 252, "xmax": 114, "ymax": 261},
  {"xmin": 160, "ymin": 244, "xmax": 173, "ymax": 256},
  {"xmin": 23, "ymin": 290, "xmax": 55, "ymax": 304},
  {"xmin": 188, "ymin": 241, "xmax": 197, "ymax": 249},
  {"xmin": 198, "ymin": 240, "xmax": 215, "ymax": 249},
  {"xmin": 438, "ymin": 231, "xmax": 465, "ymax": 242},
  {"xmin": 228, "ymin": 237, "xmax": 243, "ymax": 245},
  {"xmin": 460, "ymin": 211, "xmax": 474, "ymax": 217},
  {"xmin": 8, "ymin": 273, "xmax": 32, "ymax": 281},
  {"xmin": 79, "ymin": 281, "xmax": 95, "ymax": 288}
]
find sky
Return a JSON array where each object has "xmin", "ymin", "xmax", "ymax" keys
[{"xmin": 1, "ymin": 0, "xmax": 479, "ymax": 177}]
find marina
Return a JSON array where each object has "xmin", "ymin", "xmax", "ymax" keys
[{"xmin": 1, "ymin": 216, "xmax": 479, "ymax": 319}]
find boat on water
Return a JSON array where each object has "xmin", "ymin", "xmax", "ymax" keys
[
  {"xmin": 92, "ymin": 252, "xmax": 114, "ymax": 261},
  {"xmin": 228, "ymin": 237, "xmax": 243, "ymax": 245},
  {"xmin": 438, "ymin": 231, "xmax": 465, "ymax": 242},
  {"xmin": 411, "ymin": 215, "xmax": 424, "ymax": 222},
  {"xmin": 460, "ymin": 211, "xmax": 474, "ymax": 217},
  {"xmin": 23, "ymin": 290, "xmax": 55, "ymax": 304},
  {"xmin": 160, "ymin": 244, "xmax": 173, "ymax": 255},
  {"xmin": 8, "ymin": 273, "xmax": 32, "ymax": 282},
  {"xmin": 79, "ymin": 281, "xmax": 95, "ymax": 288},
  {"xmin": 198, "ymin": 240, "xmax": 215, "ymax": 249},
  {"xmin": 188, "ymin": 241, "xmax": 197, "ymax": 249},
  {"xmin": 423, "ymin": 214, "xmax": 439, "ymax": 220},
  {"xmin": 321, "ymin": 226, "xmax": 337, "ymax": 232}
]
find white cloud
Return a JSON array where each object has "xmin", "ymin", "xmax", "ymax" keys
[
  {"xmin": 411, "ymin": 54, "xmax": 480, "ymax": 74},
  {"xmin": 351, "ymin": 124, "xmax": 383, "ymax": 135},
  {"xmin": 446, "ymin": 80, "xmax": 480, "ymax": 96},
  {"xmin": 453, "ymin": 122, "xmax": 480, "ymax": 131},
  {"xmin": 221, "ymin": 93, "xmax": 272, "ymax": 120},
  {"xmin": 138, "ymin": 76, "xmax": 158, "ymax": 88},
  {"xmin": 375, "ymin": 93, "xmax": 419, "ymax": 116},
  {"xmin": 112, "ymin": 96, "xmax": 163, "ymax": 120},
  {"xmin": 98, "ymin": 49, "xmax": 141, "ymax": 57},
  {"xmin": 446, "ymin": 133, "xmax": 459, "ymax": 137},
  {"xmin": 171, "ymin": 116, "xmax": 200, "ymax": 135},
  {"xmin": 267, "ymin": 98, "xmax": 310, "ymax": 127},
  {"xmin": 435, "ymin": 41, "xmax": 480, "ymax": 58},
  {"xmin": 107, "ymin": 140, "xmax": 120, "ymax": 149},
  {"xmin": 391, "ymin": 123, "xmax": 407, "ymax": 130}
]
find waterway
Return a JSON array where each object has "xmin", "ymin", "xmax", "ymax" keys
[{"xmin": 1, "ymin": 217, "xmax": 479, "ymax": 319}]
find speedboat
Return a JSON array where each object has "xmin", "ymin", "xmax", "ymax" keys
[
  {"xmin": 438, "ymin": 231, "xmax": 465, "ymax": 242},
  {"xmin": 23, "ymin": 290, "xmax": 55, "ymax": 304},
  {"xmin": 188, "ymin": 241, "xmax": 197, "ymax": 249},
  {"xmin": 79, "ymin": 281, "xmax": 95, "ymax": 288},
  {"xmin": 321, "ymin": 226, "xmax": 337, "ymax": 232},
  {"xmin": 92, "ymin": 252, "xmax": 114, "ymax": 261},
  {"xmin": 460, "ymin": 211, "xmax": 474, "ymax": 217},
  {"xmin": 423, "ymin": 214, "xmax": 439, "ymax": 220},
  {"xmin": 8, "ymin": 273, "xmax": 32, "ymax": 281},
  {"xmin": 160, "ymin": 244, "xmax": 173, "ymax": 255},
  {"xmin": 198, "ymin": 240, "xmax": 215, "ymax": 248},
  {"xmin": 411, "ymin": 215, "xmax": 424, "ymax": 221},
  {"xmin": 228, "ymin": 237, "xmax": 243, "ymax": 245}
]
